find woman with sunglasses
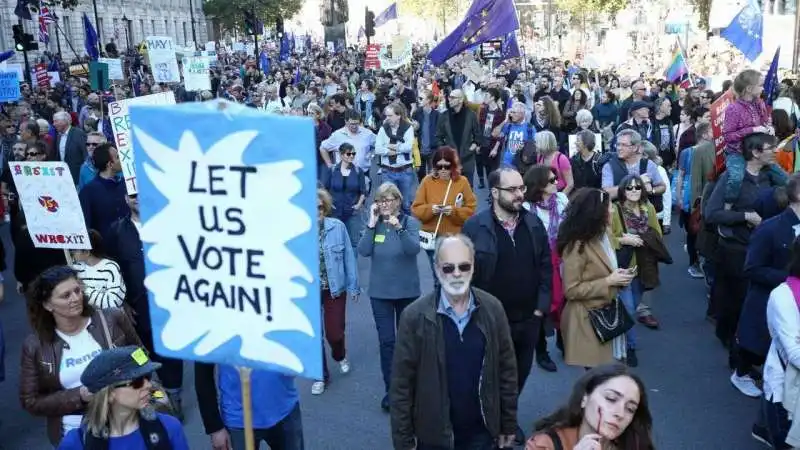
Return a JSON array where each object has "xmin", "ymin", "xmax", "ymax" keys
[
  {"xmin": 412, "ymin": 146, "xmax": 477, "ymax": 282},
  {"xmin": 320, "ymin": 141, "xmax": 369, "ymax": 247},
  {"xmin": 610, "ymin": 175, "xmax": 666, "ymax": 368},
  {"xmin": 57, "ymin": 346, "xmax": 189, "ymax": 449},
  {"xmin": 557, "ymin": 188, "xmax": 634, "ymax": 369},
  {"xmin": 20, "ymin": 266, "xmax": 141, "ymax": 447},
  {"xmin": 523, "ymin": 165, "xmax": 568, "ymax": 372}
]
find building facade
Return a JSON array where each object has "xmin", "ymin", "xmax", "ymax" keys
[{"xmin": 0, "ymin": 0, "xmax": 208, "ymax": 62}]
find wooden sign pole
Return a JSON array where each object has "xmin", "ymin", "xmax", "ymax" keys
[{"xmin": 237, "ymin": 366, "xmax": 255, "ymax": 450}]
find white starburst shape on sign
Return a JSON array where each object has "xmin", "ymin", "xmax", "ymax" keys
[{"xmin": 133, "ymin": 126, "xmax": 314, "ymax": 374}]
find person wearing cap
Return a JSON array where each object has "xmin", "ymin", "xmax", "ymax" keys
[
  {"xmin": 57, "ymin": 346, "xmax": 189, "ymax": 450},
  {"xmin": 616, "ymin": 100, "xmax": 653, "ymax": 147}
]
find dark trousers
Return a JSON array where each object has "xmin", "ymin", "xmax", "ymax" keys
[
  {"xmin": 229, "ymin": 402, "xmax": 304, "ymax": 450},
  {"xmin": 418, "ymin": 428, "xmax": 494, "ymax": 450},
  {"xmin": 417, "ymin": 153, "xmax": 432, "ymax": 182},
  {"xmin": 761, "ymin": 396, "xmax": 792, "ymax": 449},
  {"xmin": 534, "ymin": 318, "xmax": 548, "ymax": 357},
  {"xmin": 462, "ymin": 159, "xmax": 476, "ymax": 188},
  {"xmin": 713, "ymin": 270, "xmax": 748, "ymax": 349},
  {"xmin": 371, "ymin": 297, "xmax": 415, "ymax": 393},
  {"xmin": 321, "ymin": 290, "xmax": 347, "ymax": 382},
  {"xmin": 475, "ymin": 148, "xmax": 498, "ymax": 184},
  {"xmin": 133, "ymin": 308, "xmax": 184, "ymax": 390},
  {"xmin": 680, "ymin": 210, "xmax": 699, "ymax": 266},
  {"xmin": 734, "ymin": 345, "xmax": 766, "ymax": 377},
  {"xmin": 509, "ymin": 317, "xmax": 542, "ymax": 394}
]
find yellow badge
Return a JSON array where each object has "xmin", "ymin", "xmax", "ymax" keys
[
  {"xmin": 152, "ymin": 390, "xmax": 165, "ymax": 399},
  {"xmin": 374, "ymin": 234, "xmax": 386, "ymax": 243},
  {"xmin": 131, "ymin": 348, "xmax": 149, "ymax": 366}
]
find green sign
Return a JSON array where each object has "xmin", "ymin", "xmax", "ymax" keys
[{"xmin": 89, "ymin": 61, "xmax": 109, "ymax": 91}]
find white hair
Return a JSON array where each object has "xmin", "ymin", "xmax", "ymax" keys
[
  {"xmin": 36, "ymin": 118, "xmax": 49, "ymax": 131},
  {"xmin": 576, "ymin": 109, "xmax": 593, "ymax": 125},
  {"xmin": 53, "ymin": 111, "xmax": 71, "ymax": 123}
]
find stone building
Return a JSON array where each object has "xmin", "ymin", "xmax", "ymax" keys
[{"xmin": 0, "ymin": 0, "xmax": 210, "ymax": 61}]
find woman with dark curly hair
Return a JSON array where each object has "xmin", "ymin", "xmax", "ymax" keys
[
  {"xmin": 19, "ymin": 266, "xmax": 140, "ymax": 447},
  {"xmin": 526, "ymin": 363, "xmax": 655, "ymax": 449},
  {"xmin": 556, "ymin": 188, "xmax": 634, "ymax": 369}
]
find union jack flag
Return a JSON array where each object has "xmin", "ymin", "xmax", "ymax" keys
[{"xmin": 38, "ymin": 1, "xmax": 56, "ymax": 45}]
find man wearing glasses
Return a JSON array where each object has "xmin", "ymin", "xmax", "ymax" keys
[
  {"xmin": 462, "ymin": 167, "xmax": 552, "ymax": 445},
  {"xmin": 78, "ymin": 132, "xmax": 107, "ymax": 191},
  {"xmin": 391, "ymin": 234, "xmax": 518, "ymax": 450}
]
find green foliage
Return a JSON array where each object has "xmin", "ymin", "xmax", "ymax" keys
[
  {"xmin": 203, "ymin": 0, "xmax": 304, "ymax": 33},
  {"xmin": 688, "ymin": 0, "xmax": 712, "ymax": 31},
  {"xmin": 556, "ymin": 0, "xmax": 629, "ymax": 18},
  {"xmin": 399, "ymin": 0, "xmax": 457, "ymax": 18}
]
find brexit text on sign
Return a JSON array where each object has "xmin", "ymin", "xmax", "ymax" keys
[
  {"xmin": 129, "ymin": 99, "xmax": 322, "ymax": 378},
  {"xmin": 108, "ymin": 92, "xmax": 176, "ymax": 194},
  {"xmin": 10, "ymin": 162, "xmax": 90, "ymax": 249}
]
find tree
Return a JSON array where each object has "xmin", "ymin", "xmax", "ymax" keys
[
  {"xmin": 688, "ymin": 0, "xmax": 712, "ymax": 31},
  {"xmin": 556, "ymin": 0, "xmax": 629, "ymax": 23},
  {"xmin": 398, "ymin": 0, "xmax": 469, "ymax": 33},
  {"xmin": 203, "ymin": 0, "xmax": 304, "ymax": 34}
]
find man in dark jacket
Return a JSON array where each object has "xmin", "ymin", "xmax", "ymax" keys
[
  {"xmin": 105, "ymin": 193, "xmax": 185, "ymax": 419},
  {"xmin": 435, "ymin": 89, "xmax": 482, "ymax": 186},
  {"xmin": 52, "ymin": 110, "xmax": 87, "ymax": 184},
  {"xmin": 462, "ymin": 167, "xmax": 552, "ymax": 444},
  {"xmin": 391, "ymin": 234, "xmax": 517, "ymax": 450},
  {"xmin": 411, "ymin": 91, "xmax": 440, "ymax": 181}
]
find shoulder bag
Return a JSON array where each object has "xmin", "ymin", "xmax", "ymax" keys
[
  {"xmin": 97, "ymin": 310, "xmax": 115, "ymax": 349},
  {"xmin": 419, "ymin": 179, "xmax": 453, "ymax": 251},
  {"xmin": 615, "ymin": 204, "xmax": 635, "ymax": 269},
  {"xmin": 587, "ymin": 296, "xmax": 635, "ymax": 343}
]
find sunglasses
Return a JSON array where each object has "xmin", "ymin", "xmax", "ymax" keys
[
  {"xmin": 116, "ymin": 374, "xmax": 151, "ymax": 389},
  {"xmin": 440, "ymin": 262, "xmax": 473, "ymax": 274},
  {"xmin": 86, "ymin": 142, "xmax": 100, "ymax": 147},
  {"xmin": 342, "ymin": 152, "xmax": 355, "ymax": 157},
  {"xmin": 26, "ymin": 151, "xmax": 42, "ymax": 157},
  {"xmin": 626, "ymin": 185, "xmax": 642, "ymax": 191},
  {"xmin": 436, "ymin": 164, "xmax": 451, "ymax": 170}
]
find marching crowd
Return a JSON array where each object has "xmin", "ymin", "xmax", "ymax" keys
[{"xmin": 0, "ymin": 36, "xmax": 799, "ymax": 450}]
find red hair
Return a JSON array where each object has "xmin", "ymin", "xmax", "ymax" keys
[{"xmin": 431, "ymin": 146, "xmax": 461, "ymax": 180}]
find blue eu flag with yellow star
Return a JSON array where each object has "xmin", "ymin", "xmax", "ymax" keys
[
  {"xmin": 720, "ymin": 0, "xmax": 763, "ymax": 61},
  {"xmin": 428, "ymin": 0, "xmax": 519, "ymax": 66}
]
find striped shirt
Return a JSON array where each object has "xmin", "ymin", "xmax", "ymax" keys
[{"xmin": 72, "ymin": 259, "xmax": 127, "ymax": 309}]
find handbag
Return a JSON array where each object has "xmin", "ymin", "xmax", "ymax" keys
[
  {"xmin": 419, "ymin": 179, "xmax": 453, "ymax": 251},
  {"xmin": 587, "ymin": 297, "xmax": 635, "ymax": 343}
]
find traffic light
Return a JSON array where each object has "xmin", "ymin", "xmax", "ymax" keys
[
  {"xmin": 244, "ymin": 11, "xmax": 256, "ymax": 36},
  {"xmin": 23, "ymin": 33, "xmax": 37, "ymax": 51},
  {"xmin": 276, "ymin": 16, "xmax": 284, "ymax": 37},
  {"xmin": 365, "ymin": 9, "xmax": 376, "ymax": 37},
  {"xmin": 12, "ymin": 25, "xmax": 24, "ymax": 51}
]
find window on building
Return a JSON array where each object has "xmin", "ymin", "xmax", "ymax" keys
[
  {"xmin": 165, "ymin": 20, "xmax": 169, "ymax": 36},
  {"xmin": 152, "ymin": 20, "xmax": 156, "ymax": 35},
  {"xmin": 63, "ymin": 16, "xmax": 72, "ymax": 40},
  {"xmin": 183, "ymin": 22, "xmax": 188, "ymax": 44},
  {"xmin": 139, "ymin": 19, "xmax": 145, "ymax": 41}
]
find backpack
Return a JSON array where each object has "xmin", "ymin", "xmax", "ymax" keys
[
  {"xmin": 80, "ymin": 413, "xmax": 172, "ymax": 450},
  {"xmin": 609, "ymin": 157, "xmax": 664, "ymax": 212}
]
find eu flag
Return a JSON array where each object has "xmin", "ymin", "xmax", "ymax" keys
[
  {"xmin": 763, "ymin": 47, "xmax": 780, "ymax": 107},
  {"xmin": 83, "ymin": 13, "xmax": 99, "ymax": 60},
  {"xmin": 428, "ymin": 0, "xmax": 519, "ymax": 66},
  {"xmin": 720, "ymin": 0, "xmax": 763, "ymax": 61},
  {"xmin": 499, "ymin": 31, "xmax": 519, "ymax": 61},
  {"xmin": 375, "ymin": 3, "xmax": 398, "ymax": 28}
]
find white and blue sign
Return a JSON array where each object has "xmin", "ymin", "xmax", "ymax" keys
[
  {"xmin": 0, "ymin": 71, "xmax": 21, "ymax": 102},
  {"xmin": 129, "ymin": 100, "xmax": 321, "ymax": 379}
]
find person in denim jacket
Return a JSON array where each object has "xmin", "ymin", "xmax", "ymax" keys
[{"xmin": 313, "ymin": 188, "xmax": 360, "ymax": 396}]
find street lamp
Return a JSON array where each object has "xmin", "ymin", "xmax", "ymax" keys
[
  {"xmin": 122, "ymin": 14, "xmax": 131, "ymax": 49},
  {"xmin": 188, "ymin": 0, "xmax": 198, "ymax": 49}
]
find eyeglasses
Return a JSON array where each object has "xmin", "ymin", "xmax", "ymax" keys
[
  {"xmin": 625, "ymin": 185, "xmax": 642, "ymax": 192},
  {"xmin": 548, "ymin": 177, "xmax": 557, "ymax": 184},
  {"xmin": 342, "ymin": 152, "xmax": 355, "ymax": 157},
  {"xmin": 116, "ymin": 374, "xmax": 151, "ymax": 390},
  {"xmin": 376, "ymin": 198, "xmax": 397, "ymax": 205},
  {"xmin": 496, "ymin": 185, "xmax": 527, "ymax": 193},
  {"xmin": 436, "ymin": 163, "xmax": 451, "ymax": 170},
  {"xmin": 440, "ymin": 262, "xmax": 473, "ymax": 274}
]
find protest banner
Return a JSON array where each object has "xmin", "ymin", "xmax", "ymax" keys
[
  {"xmin": 0, "ymin": 71, "xmax": 21, "ymax": 102},
  {"xmin": 710, "ymin": 89, "xmax": 734, "ymax": 172},
  {"xmin": 0, "ymin": 63, "xmax": 23, "ymax": 81},
  {"xmin": 68, "ymin": 64, "xmax": 88, "ymax": 77},
  {"xmin": 205, "ymin": 41, "xmax": 215, "ymax": 52},
  {"xmin": 365, "ymin": 44, "xmax": 381, "ymax": 70},
  {"xmin": 99, "ymin": 57, "xmax": 124, "ymax": 80},
  {"xmin": 182, "ymin": 56, "xmax": 210, "ymax": 91},
  {"xmin": 34, "ymin": 63, "xmax": 49, "ymax": 88},
  {"xmin": 129, "ymin": 99, "xmax": 321, "ymax": 378},
  {"xmin": 109, "ymin": 92, "xmax": 176, "ymax": 194},
  {"xmin": 10, "ymin": 162, "xmax": 90, "ymax": 250},
  {"xmin": 146, "ymin": 36, "xmax": 180, "ymax": 83}
]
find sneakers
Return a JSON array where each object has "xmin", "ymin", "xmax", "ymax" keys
[
  {"xmin": 688, "ymin": 265, "xmax": 704, "ymax": 279},
  {"xmin": 339, "ymin": 358, "xmax": 351, "ymax": 374},
  {"xmin": 751, "ymin": 423, "xmax": 773, "ymax": 448},
  {"xmin": 311, "ymin": 381, "xmax": 326, "ymax": 395},
  {"xmin": 731, "ymin": 372, "xmax": 763, "ymax": 398}
]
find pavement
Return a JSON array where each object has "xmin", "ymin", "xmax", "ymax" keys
[{"xmin": 0, "ymin": 189, "xmax": 767, "ymax": 449}]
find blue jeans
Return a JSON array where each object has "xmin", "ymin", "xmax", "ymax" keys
[
  {"xmin": 381, "ymin": 168, "xmax": 414, "ymax": 213},
  {"xmin": 371, "ymin": 297, "xmax": 415, "ymax": 393},
  {"xmin": 417, "ymin": 428, "xmax": 494, "ymax": 450},
  {"xmin": 229, "ymin": 402, "xmax": 304, "ymax": 450},
  {"xmin": 761, "ymin": 396, "xmax": 792, "ymax": 449},
  {"xmin": 619, "ymin": 277, "xmax": 643, "ymax": 349},
  {"xmin": 343, "ymin": 214, "xmax": 364, "ymax": 247}
]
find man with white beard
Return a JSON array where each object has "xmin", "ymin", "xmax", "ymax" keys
[{"xmin": 390, "ymin": 235, "xmax": 518, "ymax": 450}]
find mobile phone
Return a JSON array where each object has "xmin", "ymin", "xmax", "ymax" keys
[{"xmin": 627, "ymin": 266, "xmax": 638, "ymax": 275}]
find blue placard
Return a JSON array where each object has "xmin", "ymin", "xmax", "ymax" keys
[
  {"xmin": 129, "ymin": 100, "xmax": 321, "ymax": 379},
  {"xmin": 0, "ymin": 71, "xmax": 21, "ymax": 102}
]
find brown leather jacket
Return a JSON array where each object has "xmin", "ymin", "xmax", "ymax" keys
[{"xmin": 19, "ymin": 308, "xmax": 141, "ymax": 446}]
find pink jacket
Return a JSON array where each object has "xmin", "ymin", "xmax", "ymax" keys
[{"xmin": 722, "ymin": 98, "xmax": 770, "ymax": 154}]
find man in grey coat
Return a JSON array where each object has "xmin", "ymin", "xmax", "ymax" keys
[{"xmin": 435, "ymin": 89, "xmax": 482, "ymax": 187}]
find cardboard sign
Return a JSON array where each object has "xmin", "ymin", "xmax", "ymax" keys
[
  {"xmin": 365, "ymin": 44, "xmax": 381, "ymax": 70},
  {"xmin": 68, "ymin": 64, "xmax": 88, "ymax": 77},
  {"xmin": 10, "ymin": 162, "xmax": 90, "ymax": 250},
  {"xmin": 0, "ymin": 71, "xmax": 21, "ymax": 102},
  {"xmin": 146, "ymin": 36, "xmax": 180, "ymax": 83},
  {"xmin": 129, "ymin": 99, "xmax": 322, "ymax": 378},
  {"xmin": 34, "ymin": 64, "xmax": 49, "ymax": 88},
  {"xmin": 108, "ymin": 92, "xmax": 176, "ymax": 194},
  {"xmin": 568, "ymin": 133, "xmax": 603, "ymax": 157},
  {"xmin": 710, "ymin": 89, "xmax": 735, "ymax": 172},
  {"xmin": 98, "ymin": 57, "xmax": 124, "ymax": 80},
  {"xmin": 182, "ymin": 56, "xmax": 210, "ymax": 92}
]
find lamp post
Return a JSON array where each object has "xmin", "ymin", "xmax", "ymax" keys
[
  {"xmin": 91, "ymin": 0, "xmax": 103, "ymax": 56},
  {"xmin": 122, "ymin": 15, "xmax": 131, "ymax": 49},
  {"xmin": 188, "ymin": 0, "xmax": 198, "ymax": 49}
]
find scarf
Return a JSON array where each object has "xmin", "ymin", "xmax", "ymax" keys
[{"xmin": 536, "ymin": 194, "xmax": 562, "ymax": 246}]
